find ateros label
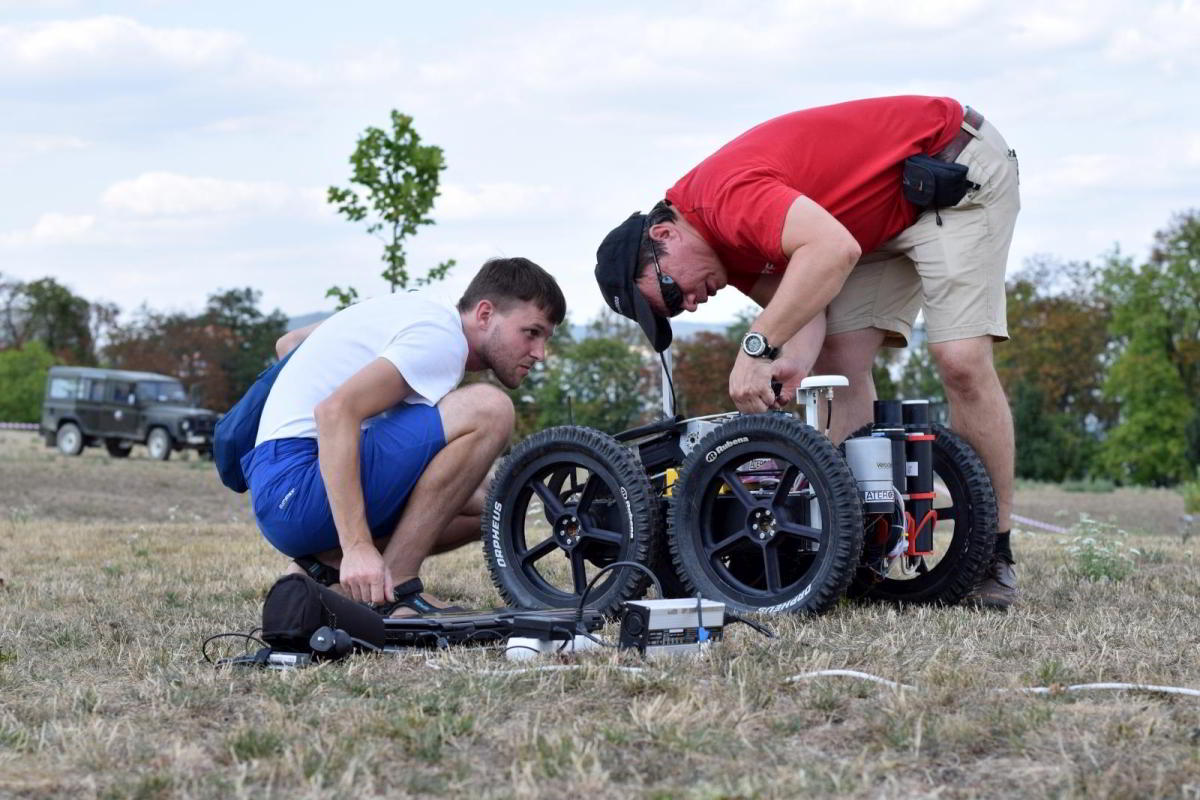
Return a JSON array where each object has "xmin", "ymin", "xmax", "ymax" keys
[{"xmin": 863, "ymin": 489, "xmax": 895, "ymax": 502}]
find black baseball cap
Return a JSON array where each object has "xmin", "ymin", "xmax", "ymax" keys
[{"xmin": 594, "ymin": 211, "xmax": 673, "ymax": 352}]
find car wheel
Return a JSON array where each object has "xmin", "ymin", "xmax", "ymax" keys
[
  {"xmin": 56, "ymin": 423, "xmax": 84, "ymax": 456},
  {"xmin": 147, "ymin": 428, "xmax": 173, "ymax": 461},
  {"xmin": 104, "ymin": 438, "xmax": 133, "ymax": 459}
]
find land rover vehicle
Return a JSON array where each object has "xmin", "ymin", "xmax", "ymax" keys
[{"xmin": 40, "ymin": 366, "xmax": 219, "ymax": 460}]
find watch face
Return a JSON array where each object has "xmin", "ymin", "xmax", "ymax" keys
[{"xmin": 743, "ymin": 332, "xmax": 765, "ymax": 356}]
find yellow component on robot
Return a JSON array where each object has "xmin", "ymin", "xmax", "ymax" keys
[{"xmin": 664, "ymin": 468, "xmax": 679, "ymax": 497}]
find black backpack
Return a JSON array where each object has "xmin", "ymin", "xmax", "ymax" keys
[{"xmin": 213, "ymin": 350, "xmax": 294, "ymax": 493}]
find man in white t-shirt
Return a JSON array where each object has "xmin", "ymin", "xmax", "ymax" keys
[{"xmin": 242, "ymin": 257, "xmax": 566, "ymax": 615}]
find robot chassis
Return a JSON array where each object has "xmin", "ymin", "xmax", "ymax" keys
[{"xmin": 483, "ymin": 374, "xmax": 998, "ymax": 618}]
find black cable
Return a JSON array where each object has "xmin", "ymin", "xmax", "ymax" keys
[
  {"xmin": 202, "ymin": 632, "xmax": 268, "ymax": 665},
  {"xmin": 575, "ymin": 559, "xmax": 663, "ymax": 627},
  {"xmin": 349, "ymin": 636, "xmax": 383, "ymax": 653},
  {"xmin": 724, "ymin": 612, "xmax": 776, "ymax": 639}
]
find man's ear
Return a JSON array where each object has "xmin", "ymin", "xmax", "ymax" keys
[
  {"xmin": 647, "ymin": 222, "xmax": 676, "ymax": 243},
  {"xmin": 473, "ymin": 299, "xmax": 495, "ymax": 329}
]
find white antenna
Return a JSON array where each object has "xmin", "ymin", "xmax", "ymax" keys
[{"xmin": 660, "ymin": 347, "xmax": 675, "ymax": 417}]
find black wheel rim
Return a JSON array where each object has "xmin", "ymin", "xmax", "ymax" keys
[
  {"xmin": 692, "ymin": 446, "xmax": 830, "ymax": 605},
  {"xmin": 505, "ymin": 453, "xmax": 633, "ymax": 604}
]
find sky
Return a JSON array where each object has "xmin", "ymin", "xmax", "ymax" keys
[{"xmin": 1, "ymin": 0, "xmax": 1197, "ymax": 328}]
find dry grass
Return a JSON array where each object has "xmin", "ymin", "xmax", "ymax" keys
[{"xmin": 2, "ymin": 430, "xmax": 1200, "ymax": 799}]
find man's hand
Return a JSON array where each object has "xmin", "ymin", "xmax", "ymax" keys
[
  {"xmin": 770, "ymin": 356, "xmax": 811, "ymax": 407},
  {"xmin": 729, "ymin": 352, "xmax": 778, "ymax": 413},
  {"xmin": 338, "ymin": 542, "xmax": 392, "ymax": 605}
]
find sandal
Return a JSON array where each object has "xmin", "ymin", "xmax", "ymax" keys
[
  {"xmin": 294, "ymin": 555, "xmax": 340, "ymax": 587},
  {"xmin": 375, "ymin": 577, "xmax": 465, "ymax": 617}
]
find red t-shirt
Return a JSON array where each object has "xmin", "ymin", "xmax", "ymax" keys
[{"xmin": 665, "ymin": 96, "xmax": 964, "ymax": 294}]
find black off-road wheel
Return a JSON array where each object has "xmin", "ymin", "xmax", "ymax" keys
[
  {"xmin": 849, "ymin": 423, "xmax": 997, "ymax": 605},
  {"xmin": 483, "ymin": 426, "xmax": 656, "ymax": 616},
  {"xmin": 668, "ymin": 414, "xmax": 864, "ymax": 615}
]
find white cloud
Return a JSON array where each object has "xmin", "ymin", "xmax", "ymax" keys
[
  {"xmin": 0, "ymin": 212, "xmax": 94, "ymax": 245},
  {"xmin": 0, "ymin": 15, "xmax": 239, "ymax": 73},
  {"xmin": 0, "ymin": 15, "xmax": 318, "ymax": 90},
  {"xmin": 0, "ymin": 133, "xmax": 91, "ymax": 164},
  {"xmin": 1187, "ymin": 135, "xmax": 1200, "ymax": 168},
  {"xmin": 1105, "ymin": 1, "xmax": 1200, "ymax": 71},
  {"xmin": 101, "ymin": 172, "xmax": 326, "ymax": 219},
  {"xmin": 435, "ymin": 183, "xmax": 557, "ymax": 221}
]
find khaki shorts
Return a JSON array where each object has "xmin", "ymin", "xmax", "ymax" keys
[{"xmin": 826, "ymin": 116, "xmax": 1021, "ymax": 347}]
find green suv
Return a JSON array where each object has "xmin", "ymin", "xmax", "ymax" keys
[{"xmin": 40, "ymin": 366, "xmax": 219, "ymax": 460}]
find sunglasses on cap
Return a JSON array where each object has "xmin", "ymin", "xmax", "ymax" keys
[{"xmin": 646, "ymin": 227, "xmax": 685, "ymax": 317}]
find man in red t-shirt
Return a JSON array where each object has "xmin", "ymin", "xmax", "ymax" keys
[{"xmin": 594, "ymin": 96, "xmax": 1020, "ymax": 608}]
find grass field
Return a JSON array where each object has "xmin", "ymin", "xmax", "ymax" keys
[{"xmin": 1, "ymin": 429, "xmax": 1198, "ymax": 799}]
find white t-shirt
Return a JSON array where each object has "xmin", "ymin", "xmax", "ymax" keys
[{"xmin": 255, "ymin": 292, "xmax": 468, "ymax": 445}]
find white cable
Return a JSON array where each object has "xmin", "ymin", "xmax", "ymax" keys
[
  {"xmin": 786, "ymin": 669, "xmax": 916, "ymax": 690},
  {"xmin": 425, "ymin": 661, "xmax": 646, "ymax": 676},
  {"xmin": 785, "ymin": 669, "xmax": 1200, "ymax": 698},
  {"xmin": 1010, "ymin": 513, "xmax": 1070, "ymax": 534},
  {"xmin": 1005, "ymin": 682, "xmax": 1200, "ymax": 698}
]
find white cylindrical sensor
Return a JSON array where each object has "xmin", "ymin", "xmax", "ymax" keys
[{"xmin": 843, "ymin": 436, "xmax": 896, "ymax": 513}]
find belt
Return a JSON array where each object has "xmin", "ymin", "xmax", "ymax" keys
[{"xmin": 933, "ymin": 106, "xmax": 984, "ymax": 163}]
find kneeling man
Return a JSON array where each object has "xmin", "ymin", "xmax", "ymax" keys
[{"xmin": 244, "ymin": 257, "xmax": 565, "ymax": 614}]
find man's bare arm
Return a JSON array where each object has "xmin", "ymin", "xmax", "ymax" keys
[
  {"xmin": 747, "ymin": 274, "xmax": 827, "ymax": 402},
  {"xmin": 313, "ymin": 358, "xmax": 410, "ymax": 603},
  {"xmin": 275, "ymin": 322, "xmax": 322, "ymax": 359},
  {"xmin": 752, "ymin": 196, "xmax": 859, "ymax": 345},
  {"xmin": 729, "ymin": 196, "xmax": 859, "ymax": 412}
]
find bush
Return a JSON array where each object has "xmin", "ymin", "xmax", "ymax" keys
[
  {"xmin": 0, "ymin": 341, "xmax": 56, "ymax": 422},
  {"xmin": 1061, "ymin": 478, "xmax": 1116, "ymax": 494},
  {"xmin": 1180, "ymin": 473, "xmax": 1200, "ymax": 514},
  {"xmin": 1062, "ymin": 517, "xmax": 1139, "ymax": 582}
]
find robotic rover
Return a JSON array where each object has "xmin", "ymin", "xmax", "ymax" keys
[{"xmin": 483, "ymin": 371, "xmax": 998, "ymax": 618}]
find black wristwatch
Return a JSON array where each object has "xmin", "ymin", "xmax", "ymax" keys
[{"xmin": 741, "ymin": 331, "xmax": 780, "ymax": 360}]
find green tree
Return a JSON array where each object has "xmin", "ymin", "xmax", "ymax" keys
[
  {"xmin": 1099, "ymin": 331, "xmax": 1192, "ymax": 485},
  {"xmin": 897, "ymin": 335, "xmax": 945, "ymax": 405},
  {"xmin": 326, "ymin": 110, "xmax": 455, "ymax": 307},
  {"xmin": 105, "ymin": 288, "xmax": 286, "ymax": 410},
  {"xmin": 675, "ymin": 330, "xmax": 737, "ymax": 415},
  {"xmin": 0, "ymin": 341, "xmax": 56, "ymax": 422},
  {"xmin": 1094, "ymin": 212, "xmax": 1200, "ymax": 484},
  {"xmin": 202, "ymin": 287, "xmax": 288, "ymax": 401},
  {"xmin": 0, "ymin": 275, "xmax": 102, "ymax": 364},
  {"xmin": 535, "ymin": 337, "xmax": 645, "ymax": 434},
  {"xmin": 1010, "ymin": 381, "xmax": 1097, "ymax": 482}
]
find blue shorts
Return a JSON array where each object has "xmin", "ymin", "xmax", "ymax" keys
[{"xmin": 242, "ymin": 403, "xmax": 446, "ymax": 558}]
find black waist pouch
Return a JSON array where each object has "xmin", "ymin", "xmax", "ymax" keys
[
  {"xmin": 902, "ymin": 154, "xmax": 975, "ymax": 209},
  {"xmin": 261, "ymin": 574, "xmax": 386, "ymax": 651}
]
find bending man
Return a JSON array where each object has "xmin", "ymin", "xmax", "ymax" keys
[
  {"xmin": 594, "ymin": 96, "xmax": 1020, "ymax": 609},
  {"xmin": 245, "ymin": 257, "xmax": 565, "ymax": 614}
]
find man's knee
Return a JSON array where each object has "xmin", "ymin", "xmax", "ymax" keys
[
  {"xmin": 439, "ymin": 383, "xmax": 514, "ymax": 442},
  {"xmin": 814, "ymin": 329, "xmax": 884, "ymax": 378},
  {"xmin": 931, "ymin": 338, "xmax": 998, "ymax": 400}
]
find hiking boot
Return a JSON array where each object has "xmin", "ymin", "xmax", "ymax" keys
[{"xmin": 963, "ymin": 556, "xmax": 1019, "ymax": 610}]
